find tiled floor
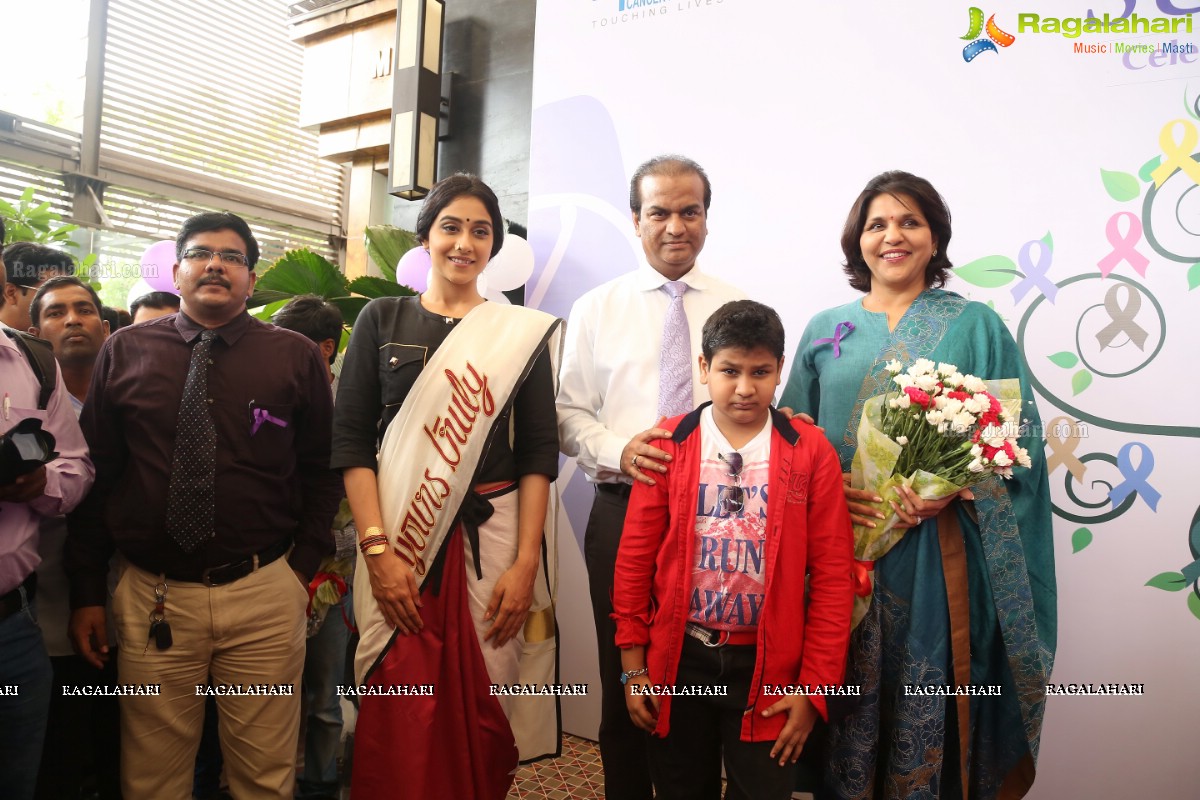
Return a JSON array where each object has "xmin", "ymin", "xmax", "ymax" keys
[{"xmin": 508, "ymin": 734, "xmax": 604, "ymax": 800}]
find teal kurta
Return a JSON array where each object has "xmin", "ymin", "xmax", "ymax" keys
[{"xmin": 780, "ymin": 289, "xmax": 1056, "ymax": 800}]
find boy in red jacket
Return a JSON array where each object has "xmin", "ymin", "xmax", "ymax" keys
[{"xmin": 613, "ymin": 300, "xmax": 853, "ymax": 799}]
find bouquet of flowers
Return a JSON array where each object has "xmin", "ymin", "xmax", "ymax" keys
[
  {"xmin": 306, "ymin": 498, "xmax": 357, "ymax": 637},
  {"xmin": 849, "ymin": 358, "xmax": 1031, "ymax": 628}
]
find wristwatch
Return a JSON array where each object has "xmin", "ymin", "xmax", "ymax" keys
[{"xmin": 620, "ymin": 667, "xmax": 649, "ymax": 685}]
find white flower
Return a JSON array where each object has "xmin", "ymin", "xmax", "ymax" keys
[
  {"xmin": 963, "ymin": 396, "xmax": 984, "ymax": 415},
  {"xmin": 885, "ymin": 359, "xmax": 903, "ymax": 374},
  {"xmin": 963, "ymin": 375, "xmax": 987, "ymax": 394},
  {"xmin": 942, "ymin": 398, "xmax": 965, "ymax": 416},
  {"xmin": 1014, "ymin": 446, "xmax": 1032, "ymax": 469},
  {"xmin": 937, "ymin": 421, "xmax": 948, "ymax": 433},
  {"xmin": 944, "ymin": 372, "xmax": 965, "ymax": 388},
  {"xmin": 968, "ymin": 458, "xmax": 985, "ymax": 473},
  {"xmin": 950, "ymin": 411, "xmax": 975, "ymax": 433},
  {"xmin": 979, "ymin": 424, "xmax": 1007, "ymax": 448},
  {"xmin": 937, "ymin": 362, "xmax": 958, "ymax": 377},
  {"xmin": 895, "ymin": 394, "xmax": 912, "ymax": 409},
  {"xmin": 970, "ymin": 444, "xmax": 983, "ymax": 457},
  {"xmin": 893, "ymin": 374, "xmax": 915, "ymax": 389},
  {"xmin": 926, "ymin": 410, "xmax": 945, "ymax": 425},
  {"xmin": 915, "ymin": 374, "xmax": 940, "ymax": 392},
  {"xmin": 896, "ymin": 435, "xmax": 909, "ymax": 445},
  {"xmin": 933, "ymin": 395, "xmax": 949, "ymax": 410},
  {"xmin": 907, "ymin": 358, "xmax": 936, "ymax": 377},
  {"xmin": 993, "ymin": 450, "xmax": 1013, "ymax": 467}
]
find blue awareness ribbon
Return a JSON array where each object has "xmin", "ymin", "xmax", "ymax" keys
[
  {"xmin": 1010, "ymin": 239, "xmax": 1057, "ymax": 304},
  {"xmin": 1107, "ymin": 441, "xmax": 1162, "ymax": 512},
  {"xmin": 812, "ymin": 321, "xmax": 855, "ymax": 358}
]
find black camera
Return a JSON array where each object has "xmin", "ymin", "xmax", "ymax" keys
[{"xmin": 0, "ymin": 418, "xmax": 59, "ymax": 486}]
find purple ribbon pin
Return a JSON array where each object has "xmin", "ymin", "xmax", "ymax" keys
[
  {"xmin": 251, "ymin": 407, "xmax": 288, "ymax": 436},
  {"xmin": 812, "ymin": 321, "xmax": 855, "ymax": 358},
  {"xmin": 1096, "ymin": 212, "xmax": 1151, "ymax": 278},
  {"xmin": 1011, "ymin": 239, "xmax": 1057, "ymax": 304}
]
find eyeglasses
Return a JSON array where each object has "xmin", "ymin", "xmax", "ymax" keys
[
  {"xmin": 719, "ymin": 451, "xmax": 744, "ymax": 516},
  {"xmin": 181, "ymin": 248, "xmax": 250, "ymax": 268}
]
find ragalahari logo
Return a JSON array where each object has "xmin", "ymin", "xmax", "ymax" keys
[{"xmin": 961, "ymin": 7, "xmax": 1016, "ymax": 62}]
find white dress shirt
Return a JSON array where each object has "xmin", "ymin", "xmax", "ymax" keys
[{"xmin": 556, "ymin": 263, "xmax": 746, "ymax": 483}]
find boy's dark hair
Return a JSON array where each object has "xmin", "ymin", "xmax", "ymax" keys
[
  {"xmin": 130, "ymin": 291, "xmax": 181, "ymax": 318},
  {"xmin": 1, "ymin": 242, "xmax": 77, "ymax": 287},
  {"xmin": 701, "ymin": 300, "xmax": 786, "ymax": 362},
  {"xmin": 30, "ymin": 275, "xmax": 104, "ymax": 327},
  {"xmin": 271, "ymin": 294, "xmax": 344, "ymax": 365},
  {"xmin": 175, "ymin": 211, "xmax": 260, "ymax": 269}
]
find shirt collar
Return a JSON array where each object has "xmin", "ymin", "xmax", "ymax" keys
[
  {"xmin": 174, "ymin": 310, "xmax": 252, "ymax": 346},
  {"xmin": 633, "ymin": 260, "xmax": 714, "ymax": 293}
]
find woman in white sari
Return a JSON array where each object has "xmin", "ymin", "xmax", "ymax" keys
[{"xmin": 331, "ymin": 174, "xmax": 562, "ymax": 799}]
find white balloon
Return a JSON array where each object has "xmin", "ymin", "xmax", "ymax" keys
[
  {"xmin": 125, "ymin": 278, "xmax": 157, "ymax": 310},
  {"xmin": 484, "ymin": 235, "xmax": 535, "ymax": 292}
]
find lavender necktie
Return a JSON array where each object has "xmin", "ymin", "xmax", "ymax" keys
[
  {"xmin": 657, "ymin": 280, "xmax": 693, "ymax": 418},
  {"xmin": 166, "ymin": 329, "xmax": 218, "ymax": 553}
]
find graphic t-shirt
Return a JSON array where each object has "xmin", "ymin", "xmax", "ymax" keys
[{"xmin": 687, "ymin": 408, "xmax": 771, "ymax": 632}]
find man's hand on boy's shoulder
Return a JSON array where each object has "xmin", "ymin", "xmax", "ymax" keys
[
  {"xmin": 775, "ymin": 407, "xmax": 821, "ymax": 430},
  {"xmin": 762, "ymin": 692, "xmax": 818, "ymax": 766},
  {"xmin": 621, "ymin": 417, "xmax": 674, "ymax": 486}
]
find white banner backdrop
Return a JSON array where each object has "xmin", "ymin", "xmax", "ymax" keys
[{"xmin": 529, "ymin": 1, "xmax": 1200, "ymax": 797}]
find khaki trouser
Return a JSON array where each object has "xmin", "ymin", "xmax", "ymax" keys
[{"xmin": 112, "ymin": 555, "xmax": 307, "ymax": 799}]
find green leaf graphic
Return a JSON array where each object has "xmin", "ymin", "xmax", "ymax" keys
[
  {"xmin": 1047, "ymin": 351, "xmax": 1079, "ymax": 369},
  {"xmin": 1188, "ymin": 262, "xmax": 1200, "ymax": 291},
  {"xmin": 953, "ymin": 256, "xmax": 1018, "ymax": 288},
  {"xmin": 1071, "ymin": 369, "xmax": 1093, "ymax": 396},
  {"xmin": 1145, "ymin": 572, "xmax": 1188, "ymax": 591},
  {"xmin": 1040, "ymin": 231, "xmax": 1054, "ymax": 252},
  {"xmin": 1100, "ymin": 169, "xmax": 1140, "ymax": 202},
  {"xmin": 1071, "ymin": 528, "xmax": 1092, "ymax": 553},
  {"xmin": 1138, "ymin": 156, "xmax": 1162, "ymax": 183},
  {"xmin": 1189, "ymin": 592, "xmax": 1200, "ymax": 622}
]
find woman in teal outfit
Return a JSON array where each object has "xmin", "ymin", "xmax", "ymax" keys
[{"xmin": 780, "ymin": 172, "xmax": 1056, "ymax": 799}]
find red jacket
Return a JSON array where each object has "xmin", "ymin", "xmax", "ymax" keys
[{"xmin": 613, "ymin": 405, "xmax": 854, "ymax": 740}]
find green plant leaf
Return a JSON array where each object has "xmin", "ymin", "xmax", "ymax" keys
[
  {"xmin": 1188, "ymin": 262, "xmax": 1200, "ymax": 291},
  {"xmin": 1047, "ymin": 351, "xmax": 1078, "ymax": 369},
  {"xmin": 1071, "ymin": 527, "xmax": 1092, "ymax": 553},
  {"xmin": 1100, "ymin": 169, "xmax": 1140, "ymax": 202},
  {"xmin": 1145, "ymin": 572, "xmax": 1188, "ymax": 591},
  {"xmin": 346, "ymin": 275, "xmax": 417, "ymax": 299},
  {"xmin": 1138, "ymin": 155, "xmax": 1162, "ymax": 183},
  {"xmin": 953, "ymin": 256, "xmax": 1018, "ymax": 288},
  {"xmin": 1040, "ymin": 231, "xmax": 1053, "ymax": 252},
  {"xmin": 364, "ymin": 225, "xmax": 419, "ymax": 282},
  {"xmin": 1188, "ymin": 592, "xmax": 1200, "ymax": 622},
  {"xmin": 249, "ymin": 298, "xmax": 291, "ymax": 323},
  {"xmin": 328, "ymin": 296, "xmax": 371, "ymax": 327},
  {"xmin": 1071, "ymin": 369, "xmax": 1093, "ymax": 396},
  {"xmin": 252, "ymin": 249, "xmax": 348, "ymax": 303}
]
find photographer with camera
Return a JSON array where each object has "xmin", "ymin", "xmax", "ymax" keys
[{"xmin": 0, "ymin": 219, "xmax": 95, "ymax": 800}]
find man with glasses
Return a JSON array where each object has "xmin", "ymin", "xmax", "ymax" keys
[
  {"xmin": 66, "ymin": 212, "xmax": 342, "ymax": 798},
  {"xmin": 0, "ymin": 243, "xmax": 76, "ymax": 333}
]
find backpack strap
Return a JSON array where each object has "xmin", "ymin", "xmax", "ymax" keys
[{"xmin": 3, "ymin": 328, "xmax": 58, "ymax": 409}]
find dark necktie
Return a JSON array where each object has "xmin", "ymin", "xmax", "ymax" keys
[
  {"xmin": 167, "ymin": 329, "xmax": 218, "ymax": 553},
  {"xmin": 657, "ymin": 280, "xmax": 693, "ymax": 418}
]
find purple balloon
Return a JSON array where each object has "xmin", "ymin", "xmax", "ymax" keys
[
  {"xmin": 396, "ymin": 246, "xmax": 430, "ymax": 293},
  {"xmin": 141, "ymin": 240, "xmax": 179, "ymax": 294}
]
